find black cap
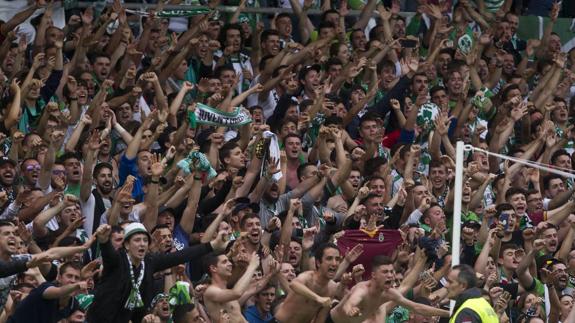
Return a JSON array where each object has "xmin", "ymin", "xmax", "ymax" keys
[
  {"xmin": 542, "ymin": 257, "xmax": 562, "ymax": 270},
  {"xmin": 350, "ymin": 83, "xmax": 367, "ymax": 94},
  {"xmin": 0, "ymin": 157, "xmax": 16, "ymax": 168},
  {"xmin": 298, "ymin": 64, "xmax": 321, "ymax": 80},
  {"xmin": 158, "ymin": 206, "xmax": 177, "ymax": 216},
  {"xmin": 232, "ymin": 198, "xmax": 261, "ymax": 214},
  {"xmin": 463, "ymin": 220, "xmax": 481, "ymax": 229}
]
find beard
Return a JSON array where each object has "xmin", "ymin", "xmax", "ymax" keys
[
  {"xmin": 99, "ymin": 183, "xmax": 113, "ymax": 195},
  {"xmin": 263, "ymin": 192, "xmax": 278, "ymax": 204}
]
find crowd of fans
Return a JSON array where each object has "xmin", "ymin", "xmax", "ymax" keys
[{"xmin": 1, "ymin": 0, "xmax": 575, "ymax": 322}]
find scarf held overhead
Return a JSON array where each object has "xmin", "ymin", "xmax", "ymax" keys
[{"xmin": 188, "ymin": 103, "xmax": 252, "ymax": 128}]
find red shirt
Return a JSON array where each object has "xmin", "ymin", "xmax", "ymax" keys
[{"xmin": 337, "ymin": 229, "xmax": 403, "ymax": 280}]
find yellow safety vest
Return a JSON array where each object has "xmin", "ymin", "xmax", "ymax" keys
[{"xmin": 449, "ymin": 297, "xmax": 499, "ymax": 323}]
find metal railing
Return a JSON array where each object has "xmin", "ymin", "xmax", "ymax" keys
[{"xmin": 75, "ymin": 1, "xmax": 402, "ymax": 16}]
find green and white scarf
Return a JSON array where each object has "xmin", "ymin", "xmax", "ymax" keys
[
  {"xmin": 125, "ymin": 255, "xmax": 145, "ymax": 310},
  {"xmin": 169, "ymin": 282, "xmax": 192, "ymax": 307},
  {"xmin": 176, "ymin": 151, "xmax": 217, "ymax": 179},
  {"xmin": 190, "ymin": 103, "xmax": 252, "ymax": 128}
]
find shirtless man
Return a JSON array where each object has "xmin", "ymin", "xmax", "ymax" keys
[
  {"xmin": 330, "ymin": 255, "xmax": 450, "ymax": 322},
  {"xmin": 203, "ymin": 252, "xmax": 260, "ymax": 323},
  {"xmin": 275, "ymin": 243, "xmax": 346, "ymax": 323}
]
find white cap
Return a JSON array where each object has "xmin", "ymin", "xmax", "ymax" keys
[{"xmin": 123, "ymin": 222, "xmax": 150, "ymax": 242}]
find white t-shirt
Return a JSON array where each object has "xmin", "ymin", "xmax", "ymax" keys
[
  {"xmin": 81, "ymin": 191, "xmax": 112, "ymax": 236},
  {"xmin": 247, "ymin": 74, "xmax": 279, "ymax": 120},
  {"xmin": 99, "ymin": 203, "xmax": 145, "ymax": 226},
  {"xmin": 0, "ymin": 1, "xmax": 65, "ymax": 44}
]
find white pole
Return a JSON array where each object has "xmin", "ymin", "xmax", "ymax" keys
[{"xmin": 450, "ymin": 141, "xmax": 465, "ymax": 313}]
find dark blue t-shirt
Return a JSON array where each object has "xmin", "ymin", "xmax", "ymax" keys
[{"xmin": 8, "ymin": 281, "xmax": 80, "ymax": 323}]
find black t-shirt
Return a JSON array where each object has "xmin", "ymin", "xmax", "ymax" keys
[
  {"xmin": 8, "ymin": 281, "xmax": 80, "ymax": 323},
  {"xmin": 501, "ymin": 230, "xmax": 525, "ymax": 249}
]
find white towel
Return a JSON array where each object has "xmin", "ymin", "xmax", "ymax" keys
[{"xmin": 262, "ymin": 131, "xmax": 282, "ymax": 182}]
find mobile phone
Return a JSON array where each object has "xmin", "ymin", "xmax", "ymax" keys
[
  {"xmin": 399, "ymin": 39, "xmax": 418, "ymax": 48},
  {"xmin": 526, "ymin": 305, "xmax": 538, "ymax": 317},
  {"xmin": 420, "ymin": 270, "xmax": 433, "ymax": 280},
  {"xmin": 499, "ymin": 213, "xmax": 509, "ymax": 231}
]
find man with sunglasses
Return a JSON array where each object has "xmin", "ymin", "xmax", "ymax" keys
[{"xmin": 20, "ymin": 158, "xmax": 41, "ymax": 188}]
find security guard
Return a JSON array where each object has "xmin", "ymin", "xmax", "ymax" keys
[{"xmin": 446, "ymin": 264, "xmax": 499, "ymax": 323}]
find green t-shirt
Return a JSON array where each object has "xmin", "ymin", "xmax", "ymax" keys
[
  {"xmin": 529, "ymin": 278, "xmax": 546, "ymax": 297},
  {"xmin": 65, "ymin": 183, "xmax": 81, "ymax": 198}
]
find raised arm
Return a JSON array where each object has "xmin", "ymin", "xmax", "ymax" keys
[
  {"xmin": 387, "ymin": 288, "xmax": 450, "ymax": 317},
  {"xmin": 141, "ymin": 155, "xmax": 165, "ymax": 231},
  {"xmin": 558, "ymin": 221, "xmax": 575, "ymax": 264},
  {"xmin": 200, "ymin": 200, "xmax": 234, "ymax": 244},
  {"xmin": 516, "ymin": 239, "xmax": 543, "ymax": 289},
  {"xmin": 290, "ymin": 272, "xmax": 331, "ymax": 306},
  {"xmin": 289, "ymin": 174, "xmax": 321, "ymax": 199},
  {"xmin": 179, "ymin": 176, "xmax": 203, "ymax": 236},
  {"xmin": 158, "ymin": 43, "xmax": 191, "ymax": 84},
  {"xmin": 124, "ymin": 113, "xmax": 154, "ymax": 160},
  {"xmin": 353, "ymin": 0, "xmax": 377, "ymax": 31},
  {"xmin": 398, "ymin": 248, "xmax": 427, "ymax": 294},
  {"xmin": 32, "ymin": 197, "xmax": 73, "ymax": 238},
  {"xmin": 289, "ymin": 0, "xmax": 315, "ymax": 44},
  {"xmin": 204, "ymin": 253, "xmax": 261, "ymax": 303},
  {"xmin": 280, "ymin": 200, "xmax": 298, "ymax": 260},
  {"xmin": 4, "ymin": 80, "xmax": 21, "ymax": 131},
  {"xmin": 468, "ymin": 174, "xmax": 496, "ymax": 211},
  {"xmin": 547, "ymin": 199, "xmax": 575, "ymax": 227},
  {"xmin": 475, "ymin": 228, "xmax": 496, "ymax": 274},
  {"xmin": 0, "ymin": 3, "xmax": 38, "ymax": 36},
  {"xmin": 80, "ymin": 132, "xmax": 100, "ymax": 202},
  {"xmin": 42, "ymin": 281, "xmax": 87, "ymax": 299}
]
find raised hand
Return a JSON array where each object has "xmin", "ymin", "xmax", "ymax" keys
[
  {"xmin": 81, "ymin": 7, "xmax": 94, "ymax": 25},
  {"xmin": 510, "ymin": 103, "xmax": 528, "ymax": 121},
  {"xmin": 27, "ymin": 252, "xmax": 53, "ymax": 268},
  {"xmin": 9, "ymin": 79, "xmax": 20, "ymax": 95},
  {"xmin": 63, "ymin": 194, "xmax": 79, "ymax": 207},
  {"xmin": 248, "ymin": 252, "xmax": 260, "ymax": 270},
  {"xmin": 210, "ymin": 230, "xmax": 230, "ymax": 253},
  {"xmin": 351, "ymin": 264, "xmax": 365, "ymax": 281},
  {"xmin": 345, "ymin": 244, "xmax": 364, "ymax": 263},
  {"xmin": 265, "ymin": 157, "xmax": 281, "ymax": 176},
  {"xmin": 533, "ymin": 239, "xmax": 546, "ymax": 251},
  {"xmin": 267, "ymin": 217, "xmax": 281, "ymax": 232},
  {"xmin": 302, "ymin": 226, "xmax": 318, "ymax": 251},
  {"xmin": 289, "ymin": 198, "xmax": 301, "ymax": 211},
  {"xmin": 32, "ymin": 53, "xmax": 45, "ymax": 70}
]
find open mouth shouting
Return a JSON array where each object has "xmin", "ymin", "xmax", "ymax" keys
[
  {"xmin": 249, "ymin": 229, "xmax": 261, "ymax": 243},
  {"xmin": 548, "ymin": 240, "xmax": 558, "ymax": 250},
  {"xmin": 136, "ymin": 247, "xmax": 147, "ymax": 259},
  {"xmin": 2, "ymin": 170, "xmax": 14, "ymax": 182},
  {"xmin": 6, "ymin": 238, "xmax": 17, "ymax": 252},
  {"xmin": 327, "ymin": 265, "xmax": 338, "ymax": 278}
]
